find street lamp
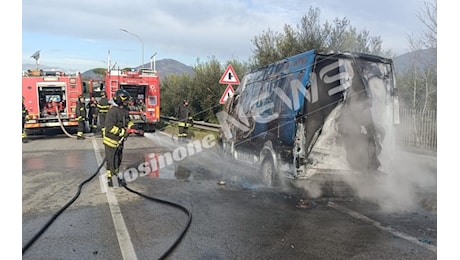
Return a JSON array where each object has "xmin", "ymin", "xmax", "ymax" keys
[
  {"xmin": 120, "ymin": 28, "xmax": 144, "ymax": 69},
  {"xmin": 150, "ymin": 52, "xmax": 157, "ymax": 72}
]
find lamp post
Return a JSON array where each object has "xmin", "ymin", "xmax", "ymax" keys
[
  {"xmin": 150, "ymin": 52, "xmax": 157, "ymax": 72},
  {"xmin": 120, "ymin": 28, "xmax": 144, "ymax": 69}
]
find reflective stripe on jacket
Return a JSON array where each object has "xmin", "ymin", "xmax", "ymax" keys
[
  {"xmin": 97, "ymin": 98, "xmax": 110, "ymax": 113},
  {"xmin": 103, "ymin": 106, "xmax": 133, "ymax": 147},
  {"xmin": 76, "ymin": 101, "xmax": 86, "ymax": 120}
]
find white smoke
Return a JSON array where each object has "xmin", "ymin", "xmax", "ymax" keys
[{"xmin": 341, "ymin": 149, "xmax": 436, "ymax": 213}]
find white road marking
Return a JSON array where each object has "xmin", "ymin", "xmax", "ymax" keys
[
  {"xmin": 92, "ymin": 138, "xmax": 138, "ymax": 260},
  {"xmin": 327, "ymin": 201, "xmax": 437, "ymax": 253}
]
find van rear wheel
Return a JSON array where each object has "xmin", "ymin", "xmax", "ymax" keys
[{"xmin": 261, "ymin": 156, "xmax": 279, "ymax": 187}]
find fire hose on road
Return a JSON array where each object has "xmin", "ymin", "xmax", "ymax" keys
[{"xmin": 23, "ymin": 109, "xmax": 192, "ymax": 260}]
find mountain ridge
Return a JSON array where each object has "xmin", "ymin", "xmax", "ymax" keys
[
  {"xmin": 22, "ymin": 58, "xmax": 195, "ymax": 80},
  {"xmin": 22, "ymin": 48, "xmax": 436, "ymax": 80},
  {"xmin": 80, "ymin": 58, "xmax": 194, "ymax": 80},
  {"xmin": 392, "ymin": 47, "xmax": 436, "ymax": 74}
]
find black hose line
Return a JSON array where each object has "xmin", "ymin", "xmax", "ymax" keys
[
  {"xmin": 121, "ymin": 183, "xmax": 193, "ymax": 260},
  {"xmin": 22, "ymin": 157, "xmax": 107, "ymax": 254},
  {"xmin": 23, "ymin": 133, "xmax": 192, "ymax": 260},
  {"xmin": 115, "ymin": 135, "xmax": 193, "ymax": 260}
]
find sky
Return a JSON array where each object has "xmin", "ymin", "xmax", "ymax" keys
[
  {"xmin": 7, "ymin": 1, "xmax": 460, "ymax": 258},
  {"xmin": 20, "ymin": 0, "xmax": 430, "ymax": 73}
]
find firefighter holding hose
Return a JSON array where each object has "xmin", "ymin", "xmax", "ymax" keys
[{"xmin": 103, "ymin": 89, "xmax": 134, "ymax": 187}]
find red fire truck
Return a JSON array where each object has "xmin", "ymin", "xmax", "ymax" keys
[
  {"xmin": 22, "ymin": 69, "xmax": 84, "ymax": 135},
  {"xmin": 104, "ymin": 67, "xmax": 160, "ymax": 132}
]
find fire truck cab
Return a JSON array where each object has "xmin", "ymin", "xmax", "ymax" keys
[
  {"xmin": 105, "ymin": 67, "xmax": 160, "ymax": 132},
  {"xmin": 22, "ymin": 69, "xmax": 84, "ymax": 135}
]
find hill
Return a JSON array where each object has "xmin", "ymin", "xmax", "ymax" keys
[
  {"xmin": 136, "ymin": 58, "xmax": 194, "ymax": 77},
  {"xmin": 23, "ymin": 49, "xmax": 435, "ymax": 81},
  {"xmin": 22, "ymin": 59, "xmax": 194, "ymax": 80},
  {"xmin": 81, "ymin": 58, "xmax": 194, "ymax": 80},
  {"xmin": 393, "ymin": 48, "xmax": 436, "ymax": 74}
]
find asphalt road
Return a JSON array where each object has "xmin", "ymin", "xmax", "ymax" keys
[{"xmin": 22, "ymin": 130, "xmax": 437, "ymax": 260}]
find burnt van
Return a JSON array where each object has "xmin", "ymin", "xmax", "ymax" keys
[{"xmin": 217, "ymin": 49, "xmax": 400, "ymax": 186}]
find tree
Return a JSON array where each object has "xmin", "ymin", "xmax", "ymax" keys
[
  {"xmin": 395, "ymin": 0, "xmax": 437, "ymax": 151},
  {"xmin": 296, "ymin": 7, "xmax": 327, "ymax": 52},
  {"xmin": 411, "ymin": 0, "xmax": 437, "ymax": 50},
  {"xmin": 161, "ymin": 5, "xmax": 396, "ymax": 122},
  {"xmin": 251, "ymin": 28, "xmax": 282, "ymax": 67},
  {"xmin": 190, "ymin": 57, "xmax": 223, "ymax": 122},
  {"xmin": 160, "ymin": 73, "xmax": 193, "ymax": 117},
  {"xmin": 159, "ymin": 57, "xmax": 250, "ymax": 123},
  {"xmin": 399, "ymin": 0, "xmax": 437, "ymax": 112},
  {"xmin": 251, "ymin": 6, "xmax": 389, "ymax": 67}
]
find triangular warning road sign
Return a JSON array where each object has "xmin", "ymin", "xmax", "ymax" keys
[
  {"xmin": 219, "ymin": 85, "xmax": 235, "ymax": 104},
  {"xmin": 219, "ymin": 64, "xmax": 240, "ymax": 85}
]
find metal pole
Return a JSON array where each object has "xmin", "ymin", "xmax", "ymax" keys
[
  {"xmin": 120, "ymin": 28, "xmax": 144, "ymax": 69},
  {"xmin": 151, "ymin": 52, "xmax": 157, "ymax": 72}
]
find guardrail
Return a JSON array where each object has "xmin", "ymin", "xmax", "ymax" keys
[
  {"xmin": 396, "ymin": 108, "xmax": 437, "ymax": 152},
  {"xmin": 160, "ymin": 116, "xmax": 221, "ymax": 132},
  {"xmin": 162, "ymin": 109, "xmax": 437, "ymax": 154}
]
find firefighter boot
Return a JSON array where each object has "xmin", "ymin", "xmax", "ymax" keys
[
  {"xmin": 22, "ymin": 131, "xmax": 28, "ymax": 143},
  {"xmin": 113, "ymin": 169, "xmax": 121, "ymax": 187},
  {"xmin": 77, "ymin": 131, "xmax": 85, "ymax": 140},
  {"xmin": 107, "ymin": 170, "xmax": 113, "ymax": 187}
]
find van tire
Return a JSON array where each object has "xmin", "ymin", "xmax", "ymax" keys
[{"xmin": 261, "ymin": 155, "xmax": 279, "ymax": 187}]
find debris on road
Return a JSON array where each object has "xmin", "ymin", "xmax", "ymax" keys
[{"xmin": 296, "ymin": 199, "xmax": 317, "ymax": 209}]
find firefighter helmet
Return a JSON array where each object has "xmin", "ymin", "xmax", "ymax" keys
[{"xmin": 113, "ymin": 89, "xmax": 131, "ymax": 106}]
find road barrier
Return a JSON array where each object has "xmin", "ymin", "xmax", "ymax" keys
[
  {"xmin": 160, "ymin": 116, "xmax": 221, "ymax": 132},
  {"xmin": 162, "ymin": 108, "xmax": 437, "ymax": 153}
]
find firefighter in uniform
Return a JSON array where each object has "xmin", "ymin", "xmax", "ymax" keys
[
  {"xmin": 22, "ymin": 96, "xmax": 29, "ymax": 143},
  {"xmin": 87, "ymin": 96, "xmax": 98, "ymax": 133},
  {"xmin": 76, "ymin": 94, "xmax": 87, "ymax": 140},
  {"xmin": 97, "ymin": 92, "xmax": 110, "ymax": 135},
  {"xmin": 103, "ymin": 89, "xmax": 134, "ymax": 187},
  {"xmin": 177, "ymin": 100, "xmax": 193, "ymax": 141}
]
